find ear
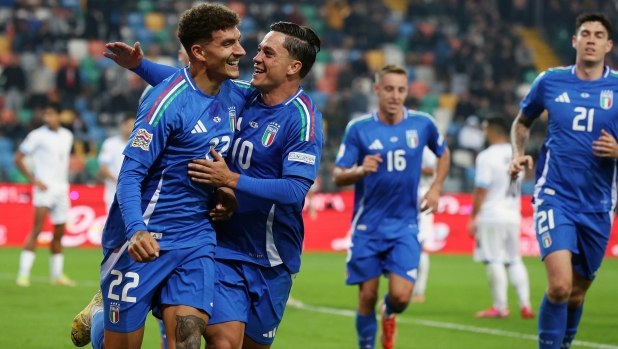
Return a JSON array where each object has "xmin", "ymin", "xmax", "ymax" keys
[
  {"xmin": 287, "ymin": 60, "xmax": 302, "ymax": 76},
  {"xmin": 191, "ymin": 44, "xmax": 206, "ymax": 62},
  {"xmin": 606, "ymin": 39, "xmax": 613, "ymax": 53},
  {"xmin": 373, "ymin": 82, "xmax": 379, "ymax": 95},
  {"xmin": 572, "ymin": 35, "xmax": 577, "ymax": 49}
]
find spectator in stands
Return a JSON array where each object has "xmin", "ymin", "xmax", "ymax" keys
[
  {"xmin": 56, "ymin": 57, "xmax": 82, "ymax": 110},
  {"xmin": 1, "ymin": 54, "xmax": 26, "ymax": 111},
  {"xmin": 458, "ymin": 115, "xmax": 485, "ymax": 152},
  {"xmin": 0, "ymin": 108, "xmax": 27, "ymax": 144},
  {"xmin": 28, "ymin": 56, "xmax": 55, "ymax": 110}
]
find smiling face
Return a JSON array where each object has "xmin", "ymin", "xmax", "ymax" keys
[
  {"xmin": 573, "ymin": 21, "xmax": 613, "ymax": 65},
  {"xmin": 251, "ymin": 31, "xmax": 299, "ymax": 93},
  {"xmin": 374, "ymin": 72, "xmax": 408, "ymax": 118},
  {"xmin": 193, "ymin": 27, "xmax": 245, "ymax": 81}
]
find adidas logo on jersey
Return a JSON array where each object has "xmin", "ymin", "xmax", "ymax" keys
[
  {"xmin": 263, "ymin": 327, "xmax": 277, "ymax": 339},
  {"xmin": 368, "ymin": 139, "xmax": 383, "ymax": 150},
  {"xmin": 555, "ymin": 92, "xmax": 570, "ymax": 103},
  {"xmin": 191, "ymin": 120, "xmax": 208, "ymax": 134}
]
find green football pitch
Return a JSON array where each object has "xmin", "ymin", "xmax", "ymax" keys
[{"xmin": 1, "ymin": 248, "xmax": 617, "ymax": 349}]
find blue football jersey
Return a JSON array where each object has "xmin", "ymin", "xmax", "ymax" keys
[
  {"xmin": 521, "ymin": 65, "xmax": 618, "ymax": 212},
  {"xmin": 335, "ymin": 108, "xmax": 446, "ymax": 240},
  {"xmin": 102, "ymin": 67, "xmax": 235, "ymax": 250},
  {"xmin": 214, "ymin": 88, "xmax": 324, "ymax": 274}
]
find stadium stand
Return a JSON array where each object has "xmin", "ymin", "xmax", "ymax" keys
[{"xmin": 0, "ymin": 0, "xmax": 590, "ymax": 193}]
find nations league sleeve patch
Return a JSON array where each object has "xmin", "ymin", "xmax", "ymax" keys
[
  {"xmin": 130, "ymin": 129, "xmax": 153, "ymax": 151},
  {"xmin": 288, "ymin": 152, "xmax": 316, "ymax": 165}
]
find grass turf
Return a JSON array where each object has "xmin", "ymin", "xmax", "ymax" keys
[{"xmin": 1, "ymin": 248, "xmax": 617, "ymax": 348}]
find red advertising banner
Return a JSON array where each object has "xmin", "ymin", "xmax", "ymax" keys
[{"xmin": 1, "ymin": 183, "xmax": 618, "ymax": 257}]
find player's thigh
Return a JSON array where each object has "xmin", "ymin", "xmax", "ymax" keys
[
  {"xmin": 384, "ymin": 234, "xmax": 421, "ymax": 284},
  {"xmin": 161, "ymin": 304, "xmax": 210, "ymax": 349},
  {"xmin": 503, "ymin": 223, "xmax": 522, "ymax": 264},
  {"xmin": 473, "ymin": 222, "xmax": 506, "ymax": 263},
  {"xmin": 48, "ymin": 188, "xmax": 69, "ymax": 225},
  {"xmin": 244, "ymin": 265, "xmax": 293, "ymax": 346},
  {"xmin": 156, "ymin": 244, "xmax": 217, "ymax": 320},
  {"xmin": 242, "ymin": 335, "xmax": 272, "ymax": 349},
  {"xmin": 346, "ymin": 235, "xmax": 384, "ymax": 285},
  {"xmin": 572, "ymin": 211, "xmax": 613, "ymax": 281},
  {"xmin": 100, "ymin": 243, "xmax": 178, "ymax": 334},
  {"xmin": 534, "ymin": 204, "xmax": 578, "ymax": 261},
  {"xmin": 104, "ymin": 327, "xmax": 145, "ymax": 349}
]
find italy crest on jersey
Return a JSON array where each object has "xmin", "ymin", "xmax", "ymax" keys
[
  {"xmin": 228, "ymin": 107, "xmax": 237, "ymax": 131},
  {"xmin": 600, "ymin": 90, "xmax": 613, "ymax": 110},
  {"xmin": 406, "ymin": 130, "xmax": 419, "ymax": 148},
  {"xmin": 262, "ymin": 122, "xmax": 280, "ymax": 147}
]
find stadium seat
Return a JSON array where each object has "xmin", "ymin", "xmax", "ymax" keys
[
  {"xmin": 153, "ymin": 29, "xmax": 172, "ymax": 45},
  {"xmin": 41, "ymin": 53, "xmax": 60, "ymax": 72},
  {"xmin": 382, "ymin": 44, "xmax": 404, "ymax": 66},
  {"xmin": 300, "ymin": 5, "xmax": 318, "ymax": 21},
  {"xmin": 144, "ymin": 13, "xmax": 165, "ymax": 32},
  {"xmin": 85, "ymin": 156, "xmax": 100, "ymax": 177},
  {"xmin": 18, "ymin": 109, "xmax": 33, "ymax": 123},
  {"xmin": 126, "ymin": 12, "xmax": 145, "ymax": 30},
  {"xmin": 134, "ymin": 27, "xmax": 154, "ymax": 48},
  {"xmin": 0, "ymin": 36, "xmax": 10, "ymax": 54},
  {"xmin": 69, "ymin": 154, "xmax": 86, "ymax": 172},
  {"xmin": 316, "ymin": 78, "xmax": 337, "ymax": 93},
  {"xmin": 227, "ymin": 2, "xmax": 246, "ymax": 17},
  {"xmin": 398, "ymin": 22, "xmax": 415, "ymax": 39},
  {"xmin": 136, "ymin": 0, "xmax": 154, "ymax": 14},
  {"xmin": 365, "ymin": 50, "xmax": 386, "ymax": 71},
  {"xmin": 439, "ymin": 94, "xmax": 458, "ymax": 111},
  {"xmin": 68, "ymin": 39, "xmax": 89, "ymax": 61},
  {"xmin": 311, "ymin": 62, "xmax": 326, "ymax": 80},
  {"xmin": 408, "ymin": 80, "xmax": 429, "ymax": 99},
  {"xmin": 315, "ymin": 50, "xmax": 331, "ymax": 64}
]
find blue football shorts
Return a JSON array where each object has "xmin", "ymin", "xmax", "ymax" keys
[
  {"xmin": 100, "ymin": 242, "xmax": 215, "ymax": 333},
  {"xmin": 209, "ymin": 259, "xmax": 293, "ymax": 345},
  {"xmin": 345, "ymin": 233, "xmax": 421, "ymax": 285},
  {"xmin": 534, "ymin": 202, "xmax": 612, "ymax": 280}
]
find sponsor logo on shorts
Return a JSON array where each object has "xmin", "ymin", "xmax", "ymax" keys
[
  {"xmin": 110, "ymin": 304, "xmax": 120, "ymax": 324},
  {"xmin": 130, "ymin": 129, "xmax": 153, "ymax": 151},
  {"xmin": 356, "ymin": 224, "xmax": 367, "ymax": 231},
  {"xmin": 263, "ymin": 327, "xmax": 277, "ymax": 339},
  {"xmin": 542, "ymin": 233, "xmax": 552, "ymax": 248},
  {"xmin": 287, "ymin": 152, "xmax": 316, "ymax": 165},
  {"xmin": 544, "ymin": 188, "xmax": 555, "ymax": 196},
  {"xmin": 407, "ymin": 268, "xmax": 418, "ymax": 279}
]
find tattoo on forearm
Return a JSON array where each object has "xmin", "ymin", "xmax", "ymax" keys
[
  {"xmin": 512, "ymin": 120, "xmax": 530, "ymax": 155},
  {"xmin": 175, "ymin": 315, "xmax": 206, "ymax": 349}
]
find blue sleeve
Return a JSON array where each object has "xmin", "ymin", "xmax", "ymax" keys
[
  {"xmin": 123, "ymin": 85, "xmax": 180, "ymax": 168},
  {"xmin": 425, "ymin": 119, "xmax": 446, "ymax": 157},
  {"xmin": 335, "ymin": 122, "xmax": 361, "ymax": 168},
  {"xmin": 131, "ymin": 58, "xmax": 178, "ymax": 86},
  {"xmin": 282, "ymin": 103, "xmax": 324, "ymax": 180},
  {"xmin": 520, "ymin": 72, "xmax": 546, "ymax": 119},
  {"xmin": 116, "ymin": 157, "xmax": 148, "ymax": 239},
  {"xmin": 235, "ymin": 175, "xmax": 313, "ymax": 205}
]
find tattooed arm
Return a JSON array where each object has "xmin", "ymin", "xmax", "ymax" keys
[
  {"xmin": 175, "ymin": 315, "xmax": 206, "ymax": 349},
  {"xmin": 508, "ymin": 111, "xmax": 535, "ymax": 179}
]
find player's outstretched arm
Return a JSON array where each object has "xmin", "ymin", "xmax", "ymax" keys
[
  {"xmin": 332, "ymin": 154, "xmax": 382, "ymax": 187},
  {"xmin": 422, "ymin": 147, "xmax": 450, "ymax": 213},
  {"xmin": 509, "ymin": 111, "xmax": 534, "ymax": 179},
  {"xmin": 104, "ymin": 41, "xmax": 177, "ymax": 86}
]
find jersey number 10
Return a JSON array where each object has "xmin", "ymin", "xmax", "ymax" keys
[{"xmin": 572, "ymin": 107, "xmax": 594, "ymax": 132}]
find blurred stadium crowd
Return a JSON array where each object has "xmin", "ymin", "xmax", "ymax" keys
[{"xmin": 0, "ymin": 0, "xmax": 614, "ymax": 192}]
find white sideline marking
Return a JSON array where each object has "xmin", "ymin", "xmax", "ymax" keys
[
  {"xmin": 0, "ymin": 273, "xmax": 99, "ymax": 287},
  {"xmin": 288, "ymin": 303, "xmax": 618, "ymax": 349}
]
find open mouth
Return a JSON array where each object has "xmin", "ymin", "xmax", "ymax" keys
[
  {"xmin": 253, "ymin": 66, "xmax": 265, "ymax": 76},
  {"xmin": 584, "ymin": 48, "xmax": 596, "ymax": 54},
  {"xmin": 227, "ymin": 60, "xmax": 239, "ymax": 68}
]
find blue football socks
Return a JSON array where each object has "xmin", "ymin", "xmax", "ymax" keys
[
  {"xmin": 356, "ymin": 311, "xmax": 377, "ymax": 349},
  {"xmin": 538, "ymin": 294, "xmax": 568, "ymax": 349},
  {"xmin": 562, "ymin": 302, "xmax": 584, "ymax": 348}
]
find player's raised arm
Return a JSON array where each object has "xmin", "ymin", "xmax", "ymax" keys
[
  {"xmin": 509, "ymin": 111, "xmax": 535, "ymax": 179},
  {"xmin": 332, "ymin": 154, "xmax": 382, "ymax": 187},
  {"xmin": 104, "ymin": 41, "xmax": 178, "ymax": 86}
]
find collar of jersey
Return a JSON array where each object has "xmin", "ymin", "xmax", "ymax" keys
[
  {"xmin": 254, "ymin": 87, "xmax": 304, "ymax": 107},
  {"xmin": 570, "ymin": 65, "xmax": 610, "ymax": 78},
  {"xmin": 371, "ymin": 107, "xmax": 408, "ymax": 123},
  {"xmin": 181, "ymin": 66, "xmax": 216, "ymax": 98}
]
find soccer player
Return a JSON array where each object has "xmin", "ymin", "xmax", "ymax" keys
[
  {"xmin": 332, "ymin": 64, "xmax": 450, "ymax": 349},
  {"xmin": 98, "ymin": 113, "xmax": 136, "ymax": 212},
  {"xmin": 14, "ymin": 102, "xmax": 75, "ymax": 287},
  {"xmin": 85, "ymin": 19, "xmax": 322, "ymax": 349},
  {"xmin": 509, "ymin": 13, "xmax": 618, "ymax": 349},
  {"xmin": 70, "ymin": 4, "xmax": 245, "ymax": 349},
  {"xmin": 469, "ymin": 116, "xmax": 533, "ymax": 319},
  {"xmin": 411, "ymin": 147, "xmax": 436, "ymax": 304}
]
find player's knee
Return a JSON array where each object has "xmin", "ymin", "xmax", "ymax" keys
[
  {"xmin": 205, "ymin": 332, "xmax": 242, "ymax": 349},
  {"xmin": 359, "ymin": 289, "xmax": 379, "ymax": 307},
  {"xmin": 389, "ymin": 292, "xmax": 412, "ymax": 310},
  {"xmin": 546, "ymin": 282, "xmax": 572, "ymax": 302}
]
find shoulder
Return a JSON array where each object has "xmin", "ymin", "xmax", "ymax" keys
[
  {"xmin": 142, "ymin": 70, "xmax": 192, "ymax": 123},
  {"xmin": 475, "ymin": 148, "xmax": 491, "ymax": 164},
  {"xmin": 286, "ymin": 91, "xmax": 321, "ymax": 117},
  {"xmin": 343, "ymin": 112, "xmax": 373, "ymax": 134},
  {"xmin": 229, "ymin": 79, "xmax": 256, "ymax": 92},
  {"xmin": 406, "ymin": 109, "xmax": 437, "ymax": 124},
  {"xmin": 536, "ymin": 66, "xmax": 573, "ymax": 82},
  {"xmin": 285, "ymin": 92, "xmax": 321, "ymax": 142},
  {"xmin": 608, "ymin": 68, "xmax": 618, "ymax": 80}
]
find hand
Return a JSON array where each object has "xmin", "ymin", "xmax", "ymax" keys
[
  {"xmin": 509, "ymin": 155, "xmax": 533, "ymax": 180},
  {"xmin": 593, "ymin": 129, "xmax": 618, "ymax": 158},
  {"xmin": 209, "ymin": 187, "xmax": 238, "ymax": 221},
  {"xmin": 34, "ymin": 180, "xmax": 47, "ymax": 191},
  {"xmin": 467, "ymin": 218, "xmax": 477, "ymax": 238},
  {"xmin": 421, "ymin": 186, "xmax": 440, "ymax": 213},
  {"xmin": 104, "ymin": 42, "xmax": 144, "ymax": 70},
  {"xmin": 358, "ymin": 154, "xmax": 382, "ymax": 176},
  {"xmin": 188, "ymin": 148, "xmax": 240, "ymax": 188},
  {"xmin": 128, "ymin": 230, "xmax": 160, "ymax": 262}
]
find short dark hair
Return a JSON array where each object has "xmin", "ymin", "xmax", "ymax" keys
[
  {"xmin": 575, "ymin": 13, "xmax": 613, "ymax": 40},
  {"xmin": 46, "ymin": 102, "xmax": 62, "ymax": 114},
  {"xmin": 485, "ymin": 115, "xmax": 509, "ymax": 136},
  {"xmin": 270, "ymin": 22, "xmax": 321, "ymax": 78},
  {"xmin": 177, "ymin": 3, "xmax": 241, "ymax": 53}
]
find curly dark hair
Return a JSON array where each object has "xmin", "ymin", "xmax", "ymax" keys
[
  {"xmin": 270, "ymin": 22, "xmax": 321, "ymax": 78},
  {"xmin": 178, "ymin": 3, "xmax": 241, "ymax": 53},
  {"xmin": 575, "ymin": 13, "xmax": 612, "ymax": 40}
]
